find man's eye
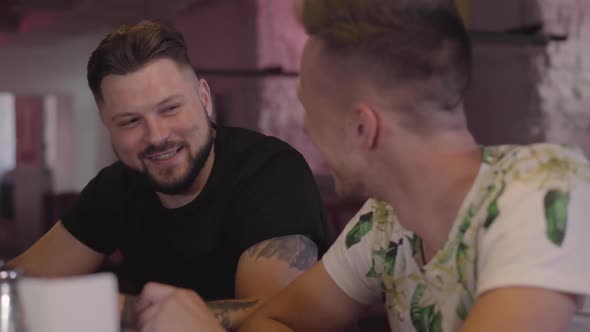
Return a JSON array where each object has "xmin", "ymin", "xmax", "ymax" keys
[
  {"xmin": 119, "ymin": 118, "xmax": 139, "ymax": 127},
  {"xmin": 162, "ymin": 105, "xmax": 180, "ymax": 115}
]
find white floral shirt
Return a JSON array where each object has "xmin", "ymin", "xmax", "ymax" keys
[{"xmin": 323, "ymin": 144, "xmax": 590, "ymax": 332}]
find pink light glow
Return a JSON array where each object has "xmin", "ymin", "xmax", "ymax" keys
[{"xmin": 19, "ymin": 10, "xmax": 59, "ymax": 33}]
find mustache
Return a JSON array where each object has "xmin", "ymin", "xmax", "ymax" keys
[{"xmin": 140, "ymin": 141, "xmax": 185, "ymax": 158}]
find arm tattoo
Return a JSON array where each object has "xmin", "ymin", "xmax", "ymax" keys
[
  {"xmin": 208, "ymin": 299, "xmax": 260, "ymax": 330},
  {"xmin": 120, "ymin": 295, "xmax": 138, "ymax": 330},
  {"xmin": 246, "ymin": 235, "xmax": 318, "ymax": 270}
]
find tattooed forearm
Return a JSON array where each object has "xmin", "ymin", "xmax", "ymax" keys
[
  {"xmin": 120, "ymin": 294, "xmax": 138, "ymax": 330},
  {"xmin": 208, "ymin": 299, "xmax": 260, "ymax": 330},
  {"xmin": 246, "ymin": 235, "xmax": 318, "ymax": 270}
]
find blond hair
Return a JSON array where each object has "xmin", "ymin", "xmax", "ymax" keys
[{"xmin": 299, "ymin": 0, "xmax": 471, "ymax": 111}]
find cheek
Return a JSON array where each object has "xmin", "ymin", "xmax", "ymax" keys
[
  {"xmin": 176, "ymin": 121, "xmax": 200, "ymax": 138},
  {"xmin": 111, "ymin": 129, "xmax": 144, "ymax": 157},
  {"xmin": 307, "ymin": 128, "xmax": 337, "ymax": 164},
  {"xmin": 175, "ymin": 110, "xmax": 206, "ymax": 136},
  {"xmin": 303, "ymin": 111, "xmax": 323, "ymax": 143}
]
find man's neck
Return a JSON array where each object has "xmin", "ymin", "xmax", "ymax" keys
[
  {"xmin": 375, "ymin": 132, "xmax": 482, "ymax": 260},
  {"xmin": 156, "ymin": 146, "xmax": 216, "ymax": 209}
]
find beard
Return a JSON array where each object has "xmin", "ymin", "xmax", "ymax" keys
[
  {"xmin": 145, "ymin": 126, "xmax": 214, "ymax": 195},
  {"xmin": 115, "ymin": 123, "xmax": 214, "ymax": 195}
]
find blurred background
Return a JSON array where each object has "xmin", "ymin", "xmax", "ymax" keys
[{"xmin": 0, "ymin": 0, "xmax": 588, "ymax": 309}]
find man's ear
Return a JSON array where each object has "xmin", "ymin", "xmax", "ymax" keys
[
  {"xmin": 354, "ymin": 103, "xmax": 380, "ymax": 150},
  {"xmin": 198, "ymin": 78, "xmax": 213, "ymax": 117}
]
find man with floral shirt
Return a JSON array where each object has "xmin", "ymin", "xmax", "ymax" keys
[{"xmin": 238, "ymin": 0, "xmax": 590, "ymax": 331}]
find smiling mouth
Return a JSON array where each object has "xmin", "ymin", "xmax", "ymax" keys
[{"xmin": 145, "ymin": 146, "xmax": 183, "ymax": 161}]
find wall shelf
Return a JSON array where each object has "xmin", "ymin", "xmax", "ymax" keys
[
  {"xmin": 195, "ymin": 67, "xmax": 298, "ymax": 78},
  {"xmin": 470, "ymin": 23, "xmax": 568, "ymax": 45}
]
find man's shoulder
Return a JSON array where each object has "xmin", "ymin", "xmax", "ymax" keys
[
  {"xmin": 217, "ymin": 125, "xmax": 308, "ymax": 173},
  {"xmin": 474, "ymin": 143, "xmax": 590, "ymax": 232},
  {"xmin": 219, "ymin": 125, "xmax": 299, "ymax": 156},
  {"xmin": 482, "ymin": 143, "xmax": 589, "ymax": 188},
  {"xmin": 483, "ymin": 143, "xmax": 588, "ymax": 168}
]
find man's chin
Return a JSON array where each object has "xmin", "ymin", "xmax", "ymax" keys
[
  {"xmin": 149, "ymin": 173, "xmax": 194, "ymax": 193},
  {"xmin": 151, "ymin": 180, "xmax": 193, "ymax": 195}
]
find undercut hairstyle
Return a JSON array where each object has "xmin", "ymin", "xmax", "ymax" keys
[
  {"xmin": 87, "ymin": 20, "xmax": 193, "ymax": 103},
  {"xmin": 299, "ymin": 0, "xmax": 472, "ymax": 111}
]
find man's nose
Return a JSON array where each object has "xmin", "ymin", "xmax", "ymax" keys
[{"xmin": 144, "ymin": 117, "xmax": 170, "ymax": 146}]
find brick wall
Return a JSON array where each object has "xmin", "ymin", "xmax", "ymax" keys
[
  {"xmin": 536, "ymin": 0, "xmax": 590, "ymax": 156},
  {"xmin": 255, "ymin": 0, "xmax": 329, "ymax": 175},
  {"xmin": 254, "ymin": 0, "xmax": 590, "ymax": 172}
]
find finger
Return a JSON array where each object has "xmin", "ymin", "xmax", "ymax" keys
[
  {"xmin": 136, "ymin": 301, "xmax": 161, "ymax": 332},
  {"xmin": 141, "ymin": 282, "xmax": 177, "ymax": 300},
  {"xmin": 140, "ymin": 317, "xmax": 163, "ymax": 332},
  {"xmin": 136, "ymin": 282, "xmax": 176, "ymax": 312},
  {"xmin": 175, "ymin": 288, "xmax": 204, "ymax": 307}
]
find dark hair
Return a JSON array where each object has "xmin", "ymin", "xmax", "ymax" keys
[
  {"xmin": 87, "ymin": 20, "xmax": 192, "ymax": 103},
  {"xmin": 300, "ymin": 0, "xmax": 472, "ymax": 110}
]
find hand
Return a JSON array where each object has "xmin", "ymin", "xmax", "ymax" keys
[{"xmin": 135, "ymin": 282, "xmax": 226, "ymax": 332}]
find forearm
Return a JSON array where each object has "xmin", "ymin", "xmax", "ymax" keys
[
  {"xmin": 207, "ymin": 298, "xmax": 261, "ymax": 330},
  {"xmin": 239, "ymin": 315, "xmax": 293, "ymax": 332},
  {"xmin": 120, "ymin": 294, "xmax": 138, "ymax": 330},
  {"xmin": 122, "ymin": 294, "xmax": 260, "ymax": 331},
  {"xmin": 6, "ymin": 222, "xmax": 104, "ymax": 277},
  {"xmin": 239, "ymin": 262, "xmax": 367, "ymax": 332}
]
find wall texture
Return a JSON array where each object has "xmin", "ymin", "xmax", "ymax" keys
[
  {"xmin": 536, "ymin": 0, "xmax": 590, "ymax": 156},
  {"xmin": 255, "ymin": 0, "xmax": 328, "ymax": 175}
]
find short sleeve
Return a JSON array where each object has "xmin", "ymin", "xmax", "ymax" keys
[
  {"xmin": 477, "ymin": 179, "xmax": 590, "ymax": 299},
  {"xmin": 60, "ymin": 165, "xmax": 121, "ymax": 255},
  {"xmin": 322, "ymin": 199, "xmax": 382, "ymax": 305},
  {"xmin": 232, "ymin": 149, "xmax": 332, "ymax": 256}
]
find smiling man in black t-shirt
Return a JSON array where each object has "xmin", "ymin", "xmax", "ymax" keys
[{"xmin": 8, "ymin": 20, "xmax": 331, "ymax": 331}]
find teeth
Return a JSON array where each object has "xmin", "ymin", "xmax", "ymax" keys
[{"xmin": 149, "ymin": 149, "xmax": 178, "ymax": 160}]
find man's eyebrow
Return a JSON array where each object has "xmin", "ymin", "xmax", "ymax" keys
[
  {"xmin": 155, "ymin": 94, "xmax": 185, "ymax": 107},
  {"xmin": 110, "ymin": 95, "xmax": 186, "ymax": 122},
  {"xmin": 112, "ymin": 112, "xmax": 139, "ymax": 122}
]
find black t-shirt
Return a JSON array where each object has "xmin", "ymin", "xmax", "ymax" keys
[{"xmin": 61, "ymin": 125, "xmax": 332, "ymax": 300}]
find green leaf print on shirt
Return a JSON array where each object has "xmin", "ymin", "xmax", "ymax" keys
[
  {"xmin": 456, "ymin": 242, "xmax": 475, "ymax": 321},
  {"xmin": 438, "ymin": 207, "xmax": 473, "ymax": 265},
  {"xmin": 367, "ymin": 240, "xmax": 400, "ymax": 278},
  {"xmin": 410, "ymin": 284, "xmax": 443, "ymax": 332},
  {"xmin": 384, "ymin": 242, "xmax": 398, "ymax": 275},
  {"xmin": 408, "ymin": 234, "xmax": 422, "ymax": 257},
  {"xmin": 483, "ymin": 181, "xmax": 505, "ymax": 229},
  {"xmin": 345, "ymin": 211, "xmax": 374, "ymax": 249},
  {"xmin": 456, "ymin": 243, "xmax": 468, "ymax": 284},
  {"xmin": 544, "ymin": 190, "xmax": 570, "ymax": 246},
  {"xmin": 457, "ymin": 297, "xmax": 469, "ymax": 321},
  {"xmin": 482, "ymin": 147, "xmax": 493, "ymax": 165},
  {"xmin": 483, "ymin": 200, "xmax": 499, "ymax": 228},
  {"xmin": 366, "ymin": 260, "xmax": 379, "ymax": 278}
]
